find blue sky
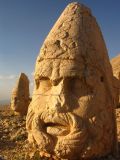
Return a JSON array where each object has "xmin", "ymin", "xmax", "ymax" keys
[{"xmin": 0, "ymin": 0, "xmax": 120, "ymax": 102}]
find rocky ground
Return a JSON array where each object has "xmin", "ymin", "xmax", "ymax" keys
[{"xmin": 0, "ymin": 106, "xmax": 120, "ymax": 160}]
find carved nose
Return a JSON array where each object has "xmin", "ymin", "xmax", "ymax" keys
[
  {"xmin": 50, "ymin": 95, "xmax": 66, "ymax": 112},
  {"xmin": 46, "ymin": 79, "xmax": 68, "ymax": 112}
]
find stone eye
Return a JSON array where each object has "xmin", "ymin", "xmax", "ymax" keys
[
  {"xmin": 66, "ymin": 77, "xmax": 80, "ymax": 91},
  {"xmin": 52, "ymin": 80, "xmax": 58, "ymax": 86},
  {"xmin": 51, "ymin": 78, "xmax": 62, "ymax": 86},
  {"xmin": 35, "ymin": 77, "xmax": 50, "ymax": 89},
  {"xmin": 38, "ymin": 77, "xmax": 52, "ymax": 93}
]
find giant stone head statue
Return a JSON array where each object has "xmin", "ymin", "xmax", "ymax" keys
[
  {"xmin": 11, "ymin": 73, "xmax": 30, "ymax": 115},
  {"xmin": 26, "ymin": 2, "xmax": 117, "ymax": 159}
]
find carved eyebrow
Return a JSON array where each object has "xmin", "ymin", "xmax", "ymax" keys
[
  {"xmin": 50, "ymin": 78, "xmax": 63, "ymax": 85},
  {"xmin": 38, "ymin": 75, "xmax": 82, "ymax": 83},
  {"xmin": 39, "ymin": 77, "xmax": 50, "ymax": 80},
  {"xmin": 51, "ymin": 76, "xmax": 81, "ymax": 84}
]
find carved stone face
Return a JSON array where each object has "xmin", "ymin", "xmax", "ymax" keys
[
  {"xmin": 26, "ymin": 59, "xmax": 115, "ymax": 159},
  {"xmin": 11, "ymin": 73, "xmax": 30, "ymax": 115},
  {"xmin": 26, "ymin": 2, "xmax": 117, "ymax": 159},
  {"xmin": 11, "ymin": 93, "xmax": 26, "ymax": 112}
]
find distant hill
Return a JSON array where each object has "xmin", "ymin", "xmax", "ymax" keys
[{"xmin": 0, "ymin": 99, "xmax": 10, "ymax": 105}]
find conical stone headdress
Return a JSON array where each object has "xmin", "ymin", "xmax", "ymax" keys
[{"xmin": 35, "ymin": 2, "xmax": 113, "ymax": 90}]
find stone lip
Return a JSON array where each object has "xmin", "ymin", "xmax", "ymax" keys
[{"xmin": 43, "ymin": 116, "xmax": 70, "ymax": 136}]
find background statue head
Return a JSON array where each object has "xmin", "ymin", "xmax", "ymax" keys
[
  {"xmin": 26, "ymin": 2, "xmax": 117, "ymax": 159},
  {"xmin": 11, "ymin": 72, "xmax": 30, "ymax": 116},
  {"xmin": 111, "ymin": 55, "xmax": 120, "ymax": 108}
]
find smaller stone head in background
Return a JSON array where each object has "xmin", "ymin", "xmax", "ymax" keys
[
  {"xmin": 11, "ymin": 72, "xmax": 30, "ymax": 116},
  {"xmin": 111, "ymin": 55, "xmax": 120, "ymax": 108}
]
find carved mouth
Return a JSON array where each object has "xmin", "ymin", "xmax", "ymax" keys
[
  {"xmin": 44, "ymin": 122, "xmax": 63, "ymax": 127},
  {"xmin": 40, "ymin": 113, "xmax": 71, "ymax": 136},
  {"xmin": 44, "ymin": 122, "xmax": 70, "ymax": 136}
]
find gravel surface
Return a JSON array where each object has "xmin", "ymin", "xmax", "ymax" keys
[{"xmin": 0, "ymin": 106, "xmax": 120, "ymax": 160}]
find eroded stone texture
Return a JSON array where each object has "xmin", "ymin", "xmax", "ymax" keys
[
  {"xmin": 26, "ymin": 2, "xmax": 117, "ymax": 159},
  {"xmin": 11, "ymin": 73, "xmax": 30, "ymax": 116},
  {"xmin": 111, "ymin": 54, "xmax": 120, "ymax": 108}
]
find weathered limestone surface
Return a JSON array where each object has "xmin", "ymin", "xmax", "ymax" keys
[
  {"xmin": 11, "ymin": 73, "xmax": 30, "ymax": 116},
  {"xmin": 111, "ymin": 55, "xmax": 120, "ymax": 108},
  {"xmin": 26, "ymin": 2, "xmax": 117, "ymax": 159}
]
